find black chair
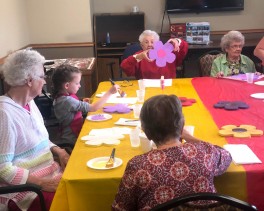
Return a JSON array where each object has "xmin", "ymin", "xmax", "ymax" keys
[
  {"xmin": 107, "ymin": 43, "xmax": 142, "ymax": 81},
  {"xmin": 0, "ymin": 184, "xmax": 47, "ymax": 211},
  {"xmin": 151, "ymin": 192, "xmax": 258, "ymax": 211}
]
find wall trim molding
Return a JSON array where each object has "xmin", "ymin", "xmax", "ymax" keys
[
  {"xmin": 28, "ymin": 42, "xmax": 94, "ymax": 49},
  {"xmin": 0, "ymin": 42, "xmax": 95, "ymax": 64},
  {"xmin": 211, "ymin": 28, "xmax": 264, "ymax": 35}
]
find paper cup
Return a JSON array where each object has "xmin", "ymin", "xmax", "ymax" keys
[
  {"xmin": 139, "ymin": 132, "xmax": 152, "ymax": 153},
  {"xmin": 246, "ymin": 73, "xmax": 254, "ymax": 83},
  {"xmin": 129, "ymin": 128, "xmax": 140, "ymax": 147},
  {"xmin": 138, "ymin": 80, "xmax": 145, "ymax": 90},
  {"xmin": 136, "ymin": 90, "xmax": 145, "ymax": 102},
  {"xmin": 133, "ymin": 104, "xmax": 142, "ymax": 118}
]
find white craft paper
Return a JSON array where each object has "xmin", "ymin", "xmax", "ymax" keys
[
  {"xmin": 223, "ymin": 144, "xmax": 262, "ymax": 165},
  {"xmin": 143, "ymin": 79, "xmax": 172, "ymax": 87}
]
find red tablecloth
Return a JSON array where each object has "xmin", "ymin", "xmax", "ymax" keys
[{"xmin": 192, "ymin": 77, "xmax": 264, "ymax": 209}]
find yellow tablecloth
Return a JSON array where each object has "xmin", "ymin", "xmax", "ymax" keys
[{"xmin": 50, "ymin": 78, "xmax": 246, "ymax": 211}]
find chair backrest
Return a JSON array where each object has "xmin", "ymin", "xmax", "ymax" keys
[
  {"xmin": 121, "ymin": 43, "xmax": 142, "ymax": 61},
  {"xmin": 199, "ymin": 50, "xmax": 223, "ymax": 76},
  {"xmin": 151, "ymin": 192, "xmax": 258, "ymax": 211}
]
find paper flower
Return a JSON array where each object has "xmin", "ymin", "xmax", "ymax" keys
[
  {"xmin": 91, "ymin": 114, "xmax": 107, "ymax": 121},
  {"xmin": 179, "ymin": 97, "xmax": 196, "ymax": 106},
  {"xmin": 214, "ymin": 101, "xmax": 249, "ymax": 110},
  {"xmin": 103, "ymin": 104, "xmax": 131, "ymax": 113},
  {"xmin": 149, "ymin": 41, "xmax": 176, "ymax": 67},
  {"xmin": 219, "ymin": 125, "xmax": 263, "ymax": 138}
]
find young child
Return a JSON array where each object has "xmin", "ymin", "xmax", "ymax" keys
[{"xmin": 52, "ymin": 64, "xmax": 119, "ymax": 145}]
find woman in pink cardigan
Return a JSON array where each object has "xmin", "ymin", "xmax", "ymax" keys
[{"xmin": 120, "ymin": 30, "xmax": 188, "ymax": 79}]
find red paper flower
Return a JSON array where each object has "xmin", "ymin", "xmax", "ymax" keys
[{"xmin": 179, "ymin": 97, "xmax": 196, "ymax": 106}]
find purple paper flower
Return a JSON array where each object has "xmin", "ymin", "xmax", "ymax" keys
[
  {"xmin": 103, "ymin": 104, "xmax": 131, "ymax": 114},
  {"xmin": 214, "ymin": 101, "xmax": 249, "ymax": 110},
  {"xmin": 149, "ymin": 41, "xmax": 176, "ymax": 67}
]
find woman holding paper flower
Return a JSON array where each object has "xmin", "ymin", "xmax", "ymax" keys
[
  {"xmin": 211, "ymin": 30, "xmax": 257, "ymax": 77},
  {"xmin": 120, "ymin": 30, "xmax": 188, "ymax": 79}
]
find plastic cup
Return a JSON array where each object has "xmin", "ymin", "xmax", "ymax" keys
[
  {"xmin": 129, "ymin": 128, "xmax": 140, "ymax": 147},
  {"xmin": 136, "ymin": 90, "xmax": 145, "ymax": 102},
  {"xmin": 133, "ymin": 104, "xmax": 142, "ymax": 118},
  {"xmin": 139, "ymin": 132, "xmax": 152, "ymax": 153},
  {"xmin": 246, "ymin": 73, "xmax": 254, "ymax": 83},
  {"xmin": 138, "ymin": 80, "xmax": 145, "ymax": 90},
  {"xmin": 184, "ymin": 125, "xmax": 195, "ymax": 136}
]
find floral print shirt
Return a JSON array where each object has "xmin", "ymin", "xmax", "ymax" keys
[
  {"xmin": 112, "ymin": 142, "xmax": 232, "ymax": 211},
  {"xmin": 210, "ymin": 54, "xmax": 256, "ymax": 77}
]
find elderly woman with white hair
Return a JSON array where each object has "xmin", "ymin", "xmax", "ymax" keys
[
  {"xmin": 211, "ymin": 30, "xmax": 257, "ymax": 77},
  {"xmin": 0, "ymin": 49, "xmax": 69, "ymax": 211},
  {"xmin": 120, "ymin": 29, "xmax": 188, "ymax": 79}
]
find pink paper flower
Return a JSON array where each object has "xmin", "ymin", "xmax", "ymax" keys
[{"xmin": 149, "ymin": 41, "xmax": 176, "ymax": 67}]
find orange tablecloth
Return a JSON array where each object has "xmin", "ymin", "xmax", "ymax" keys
[{"xmin": 50, "ymin": 78, "xmax": 247, "ymax": 211}]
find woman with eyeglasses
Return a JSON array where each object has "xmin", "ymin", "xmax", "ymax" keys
[
  {"xmin": 211, "ymin": 30, "xmax": 258, "ymax": 77},
  {"xmin": 120, "ymin": 30, "xmax": 188, "ymax": 79},
  {"xmin": 0, "ymin": 49, "xmax": 70, "ymax": 210}
]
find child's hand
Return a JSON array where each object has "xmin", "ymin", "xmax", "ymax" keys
[
  {"xmin": 83, "ymin": 98, "xmax": 90, "ymax": 103},
  {"xmin": 109, "ymin": 84, "xmax": 120, "ymax": 94}
]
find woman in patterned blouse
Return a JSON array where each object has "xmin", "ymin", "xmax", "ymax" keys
[{"xmin": 112, "ymin": 95, "xmax": 232, "ymax": 211}]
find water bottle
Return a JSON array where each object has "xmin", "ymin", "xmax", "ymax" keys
[{"xmin": 106, "ymin": 32, "xmax": 111, "ymax": 44}]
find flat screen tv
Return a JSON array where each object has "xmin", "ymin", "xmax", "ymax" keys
[{"xmin": 166, "ymin": 0, "xmax": 244, "ymax": 14}]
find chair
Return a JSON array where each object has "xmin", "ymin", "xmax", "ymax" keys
[
  {"xmin": 199, "ymin": 50, "xmax": 223, "ymax": 76},
  {"xmin": 107, "ymin": 43, "xmax": 142, "ymax": 81},
  {"xmin": 0, "ymin": 184, "xmax": 47, "ymax": 211},
  {"xmin": 151, "ymin": 192, "xmax": 258, "ymax": 211}
]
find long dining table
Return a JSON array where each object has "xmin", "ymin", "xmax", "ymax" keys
[{"xmin": 50, "ymin": 77, "xmax": 264, "ymax": 211}]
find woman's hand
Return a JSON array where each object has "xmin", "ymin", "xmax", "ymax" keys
[
  {"xmin": 134, "ymin": 50, "xmax": 153, "ymax": 62},
  {"xmin": 216, "ymin": 71, "xmax": 224, "ymax": 78},
  {"xmin": 39, "ymin": 178, "xmax": 60, "ymax": 192},
  {"xmin": 27, "ymin": 174, "xmax": 60, "ymax": 192},
  {"xmin": 168, "ymin": 38, "xmax": 180, "ymax": 52},
  {"xmin": 52, "ymin": 146, "xmax": 70, "ymax": 170}
]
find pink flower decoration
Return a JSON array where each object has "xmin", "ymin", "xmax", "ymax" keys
[
  {"xmin": 149, "ymin": 41, "xmax": 176, "ymax": 67},
  {"xmin": 179, "ymin": 97, "xmax": 196, "ymax": 106}
]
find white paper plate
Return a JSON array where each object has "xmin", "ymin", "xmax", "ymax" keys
[
  {"xmin": 85, "ymin": 139, "xmax": 120, "ymax": 147},
  {"xmin": 81, "ymin": 135, "xmax": 125, "ymax": 142},
  {"xmin": 86, "ymin": 113, "xmax": 112, "ymax": 121},
  {"xmin": 86, "ymin": 157, "xmax": 123, "ymax": 170},
  {"xmin": 254, "ymin": 81, "xmax": 264, "ymax": 86},
  {"xmin": 250, "ymin": 93, "xmax": 264, "ymax": 99}
]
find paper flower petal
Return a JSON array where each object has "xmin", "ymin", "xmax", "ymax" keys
[{"xmin": 148, "ymin": 41, "xmax": 176, "ymax": 67}]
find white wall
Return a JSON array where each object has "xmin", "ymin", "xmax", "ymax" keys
[
  {"xmin": 0, "ymin": 0, "xmax": 263, "ymax": 59},
  {"xmin": 25, "ymin": 0, "xmax": 93, "ymax": 44},
  {"xmin": 0, "ymin": 0, "xmax": 30, "ymax": 58},
  {"xmin": 0, "ymin": 0, "xmax": 93, "ymax": 58}
]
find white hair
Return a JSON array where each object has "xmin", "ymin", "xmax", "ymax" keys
[
  {"xmin": 2, "ymin": 49, "xmax": 45, "ymax": 86},
  {"xmin": 139, "ymin": 30, "xmax": 160, "ymax": 43},
  {"xmin": 220, "ymin": 30, "xmax": 245, "ymax": 53}
]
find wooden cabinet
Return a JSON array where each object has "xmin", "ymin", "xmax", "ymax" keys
[{"xmin": 93, "ymin": 12, "xmax": 145, "ymax": 83}]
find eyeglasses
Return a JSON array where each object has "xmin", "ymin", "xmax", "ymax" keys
[
  {"xmin": 229, "ymin": 45, "xmax": 243, "ymax": 49},
  {"xmin": 120, "ymin": 80, "xmax": 133, "ymax": 87}
]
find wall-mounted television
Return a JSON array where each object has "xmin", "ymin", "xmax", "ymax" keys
[{"xmin": 166, "ymin": 0, "xmax": 244, "ymax": 14}]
